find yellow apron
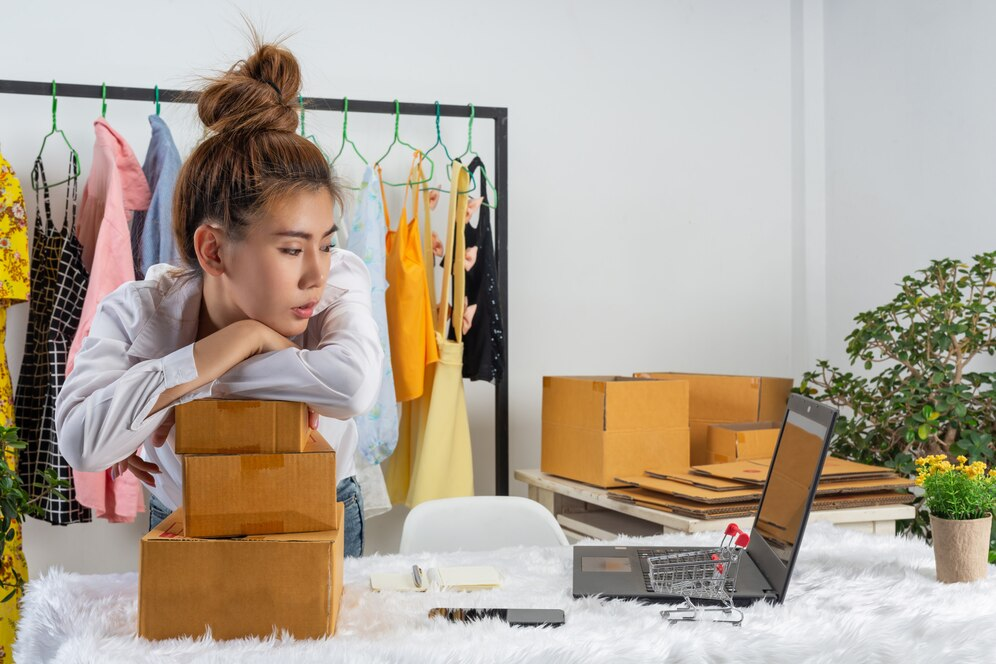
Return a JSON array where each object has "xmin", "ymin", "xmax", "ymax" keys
[{"xmin": 386, "ymin": 162, "xmax": 474, "ymax": 506}]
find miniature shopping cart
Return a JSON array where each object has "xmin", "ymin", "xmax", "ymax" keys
[{"xmin": 646, "ymin": 523, "xmax": 751, "ymax": 626}]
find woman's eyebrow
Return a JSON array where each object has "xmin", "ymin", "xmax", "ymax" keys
[{"xmin": 273, "ymin": 225, "xmax": 338, "ymax": 240}]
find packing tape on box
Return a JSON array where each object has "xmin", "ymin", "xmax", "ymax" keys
[
  {"xmin": 240, "ymin": 455, "xmax": 286, "ymax": 471},
  {"xmin": 216, "ymin": 400, "xmax": 261, "ymax": 411}
]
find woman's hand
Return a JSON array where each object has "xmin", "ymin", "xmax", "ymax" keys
[
  {"xmin": 110, "ymin": 410, "xmax": 175, "ymax": 486},
  {"xmin": 246, "ymin": 319, "xmax": 300, "ymax": 355}
]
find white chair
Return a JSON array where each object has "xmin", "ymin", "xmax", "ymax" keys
[{"xmin": 399, "ymin": 496, "xmax": 570, "ymax": 554}]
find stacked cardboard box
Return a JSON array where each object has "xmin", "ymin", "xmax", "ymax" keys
[
  {"xmin": 608, "ymin": 457, "xmax": 914, "ymax": 519},
  {"xmin": 541, "ymin": 376, "xmax": 691, "ymax": 488},
  {"xmin": 139, "ymin": 399, "xmax": 345, "ymax": 640}
]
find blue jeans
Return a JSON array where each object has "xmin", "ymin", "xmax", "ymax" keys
[{"xmin": 148, "ymin": 476, "xmax": 364, "ymax": 557}]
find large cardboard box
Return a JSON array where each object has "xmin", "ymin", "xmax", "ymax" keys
[
  {"xmin": 174, "ymin": 399, "xmax": 310, "ymax": 454},
  {"xmin": 635, "ymin": 372, "xmax": 793, "ymax": 466},
  {"xmin": 182, "ymin": 430, "xmax": 337, "ymax": 538},
  {"xmin": 541, "ymin": 376, "xmax": 690, "ymax": 488},
  {"xmin": 705, "ymin": 422, "xmax": 781, "ymax": 464},
  {"xmin": 139, "ymin": 504, "xmax": 344, "ymax": 641}
]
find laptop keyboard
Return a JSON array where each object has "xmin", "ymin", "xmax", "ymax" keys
[{"xmin": 637, "ymin": 548, "xmax": 738, "ymax": 594}]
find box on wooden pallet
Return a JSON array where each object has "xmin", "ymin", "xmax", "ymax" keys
[
  {"xmin": 634, "ymin": 372, "xmax": 793, "ymax": 466},
  {"xmin": 138, "ymin": 503, "xmax": 344, "ymax": 641},
  {"xmin": 174, "ymin": 399, "xmax": 310, "ymax": 454},
  {"xmin": 541, "ymin": 376, "xmax": 690, "ymax": 488},
  {"xmin": 705, "ymin": 421, "xmax": 781, "ymax": 464},
  {"xmin": 182, "ymin": 430, "xmax": 337, "ymax": 538}
]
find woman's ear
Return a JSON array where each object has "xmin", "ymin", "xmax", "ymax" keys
[{"xmin": 193, "ymin": 224, "xmax": 226, "ymax": 277}]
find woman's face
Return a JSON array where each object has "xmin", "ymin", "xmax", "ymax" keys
[{"xmin": 221, "ymin": 189, "xmax": 337, "ymax": 338}]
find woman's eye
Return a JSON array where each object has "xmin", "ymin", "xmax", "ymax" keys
[
  {"xmin": 281, "ymin": 248, "xmax": 303, "ymax": 256},
  {"xmin": 321, "ymin": 243, "xmax": 336, "ymax": 253}
]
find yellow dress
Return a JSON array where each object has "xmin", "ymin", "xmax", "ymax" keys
[{"xmin": 0, "ymin": 154, "xmax": 32, "ymax": 663}]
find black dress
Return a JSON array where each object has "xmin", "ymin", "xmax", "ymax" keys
[
  {"xmin": 15, "ymin": 155, "xmax": 92, "ymax": 525},
  {"xmin": 449, "ymin": 157, "xmax": 505, "ymax": 383}
]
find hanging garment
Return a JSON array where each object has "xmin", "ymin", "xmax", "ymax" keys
[
  {"xmin": 381, "ymin": 155, "xmax": 439, "ymax": 403},
  {"xmin": 0, "ymin": 153, "xmax": 33, "ymax": 664},
  {"xmin": 448, "ymin": 157, "xmax": 505, "ymax": 383},
  {"xmin": 15, "ymin": 154, "xmax": 92, "ymax": 525},
  {"xmin": 68, "ymin": 117, "xmax": 151, "ymax": 523},
  {"xmin": 387, "ymin": 162, "xmax": 474, "ymax": 507},
  {"xmin": 345, "ymin": 166, "xmax": 398, "ymax": 465},
  {"xmin": 130, "ymin": 114, "xmax": 182, "ymax": 278}
]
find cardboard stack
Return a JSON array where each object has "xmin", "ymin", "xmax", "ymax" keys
[
  {"xmin": 608, "ymin": 456, "xmax": 914, "ymax": 519},
  {"xmin": 138, "ymin": 399, "xmax": 345, "ymax": 641}
]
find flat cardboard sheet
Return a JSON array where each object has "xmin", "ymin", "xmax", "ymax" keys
[{"xmin": 690, "ymin": 456, "xmax": 898, "ymax": 485}]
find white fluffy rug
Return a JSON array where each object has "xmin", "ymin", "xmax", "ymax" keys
[{"xmin": 14, "ymin": 523, "xmax": 996, "ymax": 664}]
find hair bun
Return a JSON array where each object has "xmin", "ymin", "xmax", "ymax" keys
[{"xmin": 198, "ymin": 42, "xmax": 301, "ymax": 135}]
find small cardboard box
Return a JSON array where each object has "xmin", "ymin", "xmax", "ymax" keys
[
  {"xmin": 705, "ymin": 422, "xmax": 781, "ymax": 464},
  {"xmin": 182, "ymin": 430, "xmax": 337, "ymax": 538},
  {"xmin": 139, "ymin": 503, "xmax": 344, "ymax": 641},
  {"xmin": 635, "ymin": 372, "xmax": 793, "ymax": 466},
  {"xmin": 541, "ymin": 376, "xmax": 690, "ymax": 488},
  {"xmin": 174, "ymin": 399, "xmax": 310, "ymax": 454}
]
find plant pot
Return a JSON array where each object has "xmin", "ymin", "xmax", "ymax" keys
[{"xmin": 930, "ymin": 513, "xmax": 993, "ymax": 583}]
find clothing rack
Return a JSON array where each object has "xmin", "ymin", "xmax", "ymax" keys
[{"xmin": 0, "ymin": 79, "xmax": 511, "ymax": 496}]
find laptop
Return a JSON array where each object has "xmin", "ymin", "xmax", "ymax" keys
[{"xmin": 573, "ymin": 393, "xmax": 838, "ymax": 606}]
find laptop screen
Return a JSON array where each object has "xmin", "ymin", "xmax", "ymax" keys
[{"xmin": 746, "ymin": 395, "xmax": 836, "ymax": 600}]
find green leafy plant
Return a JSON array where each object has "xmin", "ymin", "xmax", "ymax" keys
[
  {"xmin": 0, "ymin": 424, "xmax": 68, "ymax": 601},
  {"xmin": 798, "ymin": 252, "xmax": 996, "ymax": 539},
  {"xmin": 916, "ymin": 454, "xmax": 996, "ymax": 520}
]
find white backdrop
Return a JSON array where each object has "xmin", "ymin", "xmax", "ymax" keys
[{"xmin": 3, "ymin": 0, "xmax": 993, "ymax": 577}]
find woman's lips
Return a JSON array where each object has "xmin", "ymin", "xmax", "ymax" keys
[{"xmin": 292, "ymin": 301, "xmax": 317, "ymax": 319}]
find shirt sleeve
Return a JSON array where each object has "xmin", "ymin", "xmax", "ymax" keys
[
  {"xmin": 54, "ymin": 285, "xmax": 212, "ymax": 473},
  {"xmin": 208, "ymin": 249, "xmax": 385, "ymax": 419}
]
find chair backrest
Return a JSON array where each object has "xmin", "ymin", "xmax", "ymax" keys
[{"xmin": 399, "ymin": 496, "xmax": 570, "ymax": 554}]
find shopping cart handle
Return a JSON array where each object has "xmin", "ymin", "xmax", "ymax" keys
[
  {"xmin": 735, "ymin": 532, "xmax": 750, "ymax": 547},
  {"xmin": 725, "ymin": 523, "xmax": 743, "ymax": 538}
]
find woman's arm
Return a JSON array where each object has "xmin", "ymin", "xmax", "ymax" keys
[
  {"xmin": 55, "ymin": 285, "xmax": 281, "ymax": 473},
  {"xmin": 207, "ymin": 250, "xmax": 385, "ymax": 419}
]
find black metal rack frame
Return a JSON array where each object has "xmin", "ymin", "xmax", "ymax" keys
[{"xmin": 0, "ymin": 79, "xmax": 510, "ymax": 496}]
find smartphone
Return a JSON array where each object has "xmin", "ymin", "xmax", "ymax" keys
[{"xmin": 428, "ymin": 608, "xmax": 565, "ymax": 628}]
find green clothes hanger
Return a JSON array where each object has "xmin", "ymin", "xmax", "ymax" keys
[
  {"xmin": 422, "ymin": 100, "xmax": 476, "ymax": 196},
  {"xmin": 33, "ymin": 81, "xmax": 82, "ymax": 191},
  {"xmin": 155, "ymin": 85, "xmax": 161, "ymax": 116},
  {"xmin": 101, "ymin": 82, "xmax": 107, "ymax": 118},
  {"xmin": 298, "ymin": 94, "xmax": 332, "ymax": 163},
  {"xmin": 455, "ymin": 104, "xmax": 498, "ymax": 208},
  {"xmin": 330, "ymin": 97, "xmax": 368, "ymax": 190},
  {"xmin": 374, "ymin": 100, "xmax": 434, "ymax": 187}
]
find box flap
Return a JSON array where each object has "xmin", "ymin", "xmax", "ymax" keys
[{"xmin": 144, "ymin": 505, "xmax": 344, "ymax": 543}]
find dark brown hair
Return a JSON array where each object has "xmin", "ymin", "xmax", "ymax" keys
[{"xmin": 172, "ymin": 33, "xmax": 343, "ymax": 275}]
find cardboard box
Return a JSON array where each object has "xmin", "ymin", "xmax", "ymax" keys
[
  {"xmin": 182, "ymin": 430, "xmax": 337, "ymax": 538},
  {"xmin": 635, "ymin": 372, "xmax": 793, "ymax": 466},
  {"xmin": 705, "ymin": 422, "xmax": 781, "ymax": 464},
  {"xmin": 139, "ymin": 503, "xmax": 344, "ymax": 641},
  {"xmin": 174, "ymin": 399, "xmax": 310, "ymax": 454},
  {"xmin": 541, "ymin": 376, "xmax": 690, "ymax": 488}
]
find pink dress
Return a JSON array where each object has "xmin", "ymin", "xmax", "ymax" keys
[{"xmin": 67, "ymin": 117, "xmax": 151, "ymax": 522}]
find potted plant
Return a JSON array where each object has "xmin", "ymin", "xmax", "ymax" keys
[
  {"xmin": 916, "ymin": 454, "xmax": 996, "ymax": 582},
  {"xmin": 0, "ymin": 424, "xmax": 68, "ymax": 601},
  {"xmin": 799, "ymin": 252, "xmax": 996, "ymax": 542}
]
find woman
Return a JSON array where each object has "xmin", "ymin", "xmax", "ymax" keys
[{"xmin": 54, "ymin": 37, "xmax": 382, "ymax": 557}]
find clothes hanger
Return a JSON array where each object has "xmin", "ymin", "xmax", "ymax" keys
[
  {"xmin": 32, "ymin": 81, "xmax": 82, "ymax": 190},
  {"xmin": 330, "ymin": 97, "xmax": 368, "ymax": 191},
  {"xmin": 155, "ymin": 85, "xmax": 161, "ymax": 116},
  {"xmin": 298, "ymin": 94, "xmax": 332, "ymax": 163},
  {"xmin": 455, "ymin": 104, "xmax": 498, "ymax": 208},
  {"xmin": 101, "ymin": 82, "xmax": 108, "ymax": 118},
  {"xmin": 374, "ymin": 100, "xmax": 434, "ymax": 187},
  {"xmin": 421, "ymin": 101, "xmax": 476, "ymax": 195}
]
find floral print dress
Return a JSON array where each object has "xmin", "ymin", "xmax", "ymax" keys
[{"xmin": 0, "ymin": 153, "xmax": 32, "ymax": 664}]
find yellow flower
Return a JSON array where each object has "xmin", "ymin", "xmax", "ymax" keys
[
  {"xmin": 915, "ymin": 477, "xmax": 924, "ymax": 486},
  {"xmin": 957, "ymin": 455, "xmax": 968, "ymax": 464},
  {"xmin": 989, "ymin": 469, "xmax": 996, "ymax": 478},
  {"xmin": 916, "ymin": 457, "xmax": 928, "ymax": 466}
]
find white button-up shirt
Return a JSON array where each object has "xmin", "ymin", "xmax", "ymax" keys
[{"xmin": 55, "ymin": 248, "xmax": 384, "ymax": 510}]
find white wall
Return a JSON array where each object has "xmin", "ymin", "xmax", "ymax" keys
[
  {"xmin": 4, "ymin": 0, "xmax": 805, "ymax": 576},
  {"xmin": 823, "ymin": 0, "xmax": 996, "ymax": 372}
]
